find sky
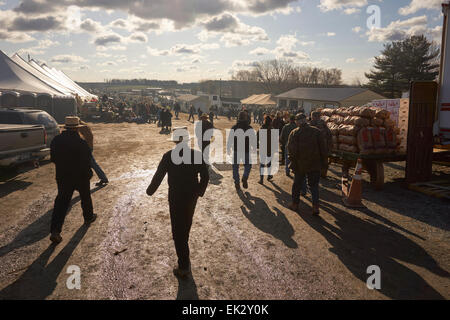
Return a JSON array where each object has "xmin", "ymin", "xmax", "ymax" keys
[{"xmin": 0, "ymin": 0, "xmax": 445, "ymax": 84}]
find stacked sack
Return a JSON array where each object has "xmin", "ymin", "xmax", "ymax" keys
[{"xmin": 321, "ymin": 106, "xmax": 402, "ymax": 155}]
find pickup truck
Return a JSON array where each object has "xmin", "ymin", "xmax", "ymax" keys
[
  {"xmin": 0, "ymin": 124, "xmax": 50, "ymax": 167},
  {"xmin": 0, "ymin": 108, "xmax": 60, "ymax": 147}
]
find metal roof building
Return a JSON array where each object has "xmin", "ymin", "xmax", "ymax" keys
[{"xmin": 275, "ymin": 87, "xmax": 386, "ymax": 114}]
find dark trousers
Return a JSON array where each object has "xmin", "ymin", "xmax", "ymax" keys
[
  {"xmin": 292, "ymin": 171, "xmax": 320, "ymax": 206},
  {"xmin": 51, "ymin": 178, "xmax": 94, "ymax": 233},
  {"xmin": 188, "ymin": 113, "xmax": 195, "ymax": 122},
  {"xmin": 169, "ymin": 194, "xmax": 199, "ymax": 270}
]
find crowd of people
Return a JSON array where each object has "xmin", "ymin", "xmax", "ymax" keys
[{"xmin": 49, "ymin": 93, "xmax": 333, "ymax": 278}]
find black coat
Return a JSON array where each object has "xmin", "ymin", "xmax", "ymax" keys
[
  {"xmin": 228, "ymin": 120, "xmax": 255, "ymax": 154},
  {"xmin": 147, "ymin": 148, "xmax": 209, "ymax": 200},
  {"xmin": 50, "ymin": 130, "xmax": 93, "ymax": 182}
]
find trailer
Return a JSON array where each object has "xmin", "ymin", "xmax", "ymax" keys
[
  {"xmin": 328, "ymin": 149, "xmax": 450, "ymax": 191},
  {"xmin": 435, "ymin": 1, "xmax": 450, "ymax": 146}
]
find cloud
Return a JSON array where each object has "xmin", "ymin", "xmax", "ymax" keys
[
  {"xmin": 199, "ymin": 12, "xmax": 268, "ymax": 47},
  {"xmin": 201, "ymin": 12, "xmax": 239, "ymax": 32},
  {"xmin": 51, "ymin": 54, "xmax": 87, "ymax": 64},
  {"xmin": 17, "ymin": 39, "xmax": 58, "ymax": 55},
  {"xmin": 399, "ymin": 0, "xmax": 442, "ymax": 16},
  {"xmin": 272, "ymin": 34, "xmax": 310, "ymax": 61},
  {"xmin": 366, "ymin": 15, "xmax": 431, "ymax": 42},
  {"xmin": 9, "ymin": 15, "xmax": 62, "ymax": 31},
  {"xmin": 232, "ymin": 60, "xmax": 259, "ymax": 68},
  {"xmin": 0, "ymin": 30, "xmax": 34, "ymax": 43},
  {"xmin": 346, "ymin": 58, "xmax": 356, "ymax": 63},
  {"xmin": 94, "ymin": 33, "xmax": 122, "ymax": 46},
  {"xmin": 129, "ymin": 32, "xmax": 148, "ymax": 43},
  {"xmin": 80, "ymin": 18, "xmax": 103, "ymax": 33},
  {"xmin": 327, "ymin": 32, "xmax": 336, "ymax": 37},
  {"xmin": 97, "ymin": 61, "xmax": 118, "ymax": 67},
  {"xmin": 250, "ymin": 47, "xmax": 271, "ymax": 56},
  {"xmin": 147, "ymin": 46, "xmax": 170, "ymax": 56},
  {"xmin": 318, "ymin": 0, "xmax": 367, "ymax": 12},
  {"xmin": 10, "ymin": 0, "xmax": 296, "ymax": 30},
  {"xmin": 343, "ymin": 8, "xmax": 360, "ymax": 15},
  {"xmin": 352, "ymin": 26, "xmax": 362, "ymax": 33}
]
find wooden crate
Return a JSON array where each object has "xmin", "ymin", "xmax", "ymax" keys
[{"xmin": 397, "ymin": 98, "xmax": 409, "ymax": 152}]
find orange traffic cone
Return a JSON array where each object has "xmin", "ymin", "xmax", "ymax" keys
[{"xmin": 342, "ymin": 159, "xmax": 365, "ymax": 208}]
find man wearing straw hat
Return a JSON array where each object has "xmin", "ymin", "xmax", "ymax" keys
[
  {"xmin": 147, "ymin": 128, "xmax": 209, "ymax": 278},
  {"xmin": 49, "ymin": 116, "xmax": 97, "ymax": 244}
]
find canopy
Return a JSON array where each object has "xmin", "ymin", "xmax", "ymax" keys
[
  {"xmin": 0, "ymin": 50, "xmax": 64, "ymax": 96},
  {"xmin": 241, "ymin": 94, "xmax": 276, "ymax": 106},
  {"xmin": 11, "ymin": 53, "xmax": 76, "ymax": 96}
]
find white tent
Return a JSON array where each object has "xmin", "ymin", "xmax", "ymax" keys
[
  {"xmin": 54, "ymin": 68, "xmax": 96, "ymax": 100},
  {"xmin": 11, "ymin": 53, "xmax": 76, "ymax": 97},
  {"xmin": 42, "ymin": 64, "xmax": 95, "ymax": 101},
  {"xmin": 29, "ymin": 60, "xmax": 87, "ymax": 99},
  {"xmin": 0, "ymin": 50, "xmax": 63, "ymax": 96}
]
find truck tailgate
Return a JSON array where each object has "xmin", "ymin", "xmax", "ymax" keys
[{"xmin": 0, "ymin": 124, "xmax": 46, "ymax": 155}]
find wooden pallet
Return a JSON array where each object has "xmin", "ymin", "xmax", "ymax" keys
[{"xmin": 408, "ymin": 180, "xmax": 450, "ymax": 200}]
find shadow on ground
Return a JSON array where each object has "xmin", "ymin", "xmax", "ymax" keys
[
  {"xmin": 238, "ymin": 190, "xmax": 298, "ymax": 249},
  {"xmin": 0, "ymin": 185, "xmax": 105, "ymax": 258},
  {"xmin": 0, "ymin": 225, "xmax": 89, "ymax": 299},
  {"xmin": 262, "ymin": 179, "xmax": 448, "ymax": 299},
  {"xmin": 176, "ymin": 272, "xmax": 199, "ymax": 300}
]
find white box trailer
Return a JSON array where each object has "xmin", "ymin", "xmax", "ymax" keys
[{"xmin": 435, "ymin": 1, "xmax": 450, "ymax": 145}]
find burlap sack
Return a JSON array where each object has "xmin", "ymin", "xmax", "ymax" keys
[
  {"xmin": 339, "ymin": 144, "xmax": 358, "ymax": 153},
  {"xmin": 357, "ymin": 127, "xmax": 374, "ymax": 155},
  {"xmin": 338, "ymin": 135, "xmax": 357, "ymax": 145}
]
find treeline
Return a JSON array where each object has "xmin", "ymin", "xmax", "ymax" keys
[
  {"xmin": 232, "ymin": 60, "xmax": 343, "ymax": 94},
  {"xmin": 104, "ymin": 79, "xmax": 179, "ymax": 86}
]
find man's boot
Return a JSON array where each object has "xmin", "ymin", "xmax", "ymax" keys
[
  {"xmin": 288, "ymin": 202, "xmax": 299, "ymax": 212},
  {"xmin": 312, "ymin": 204, "xmax": 320, "ymax": 216},
  {"xmin": 242, "ymin": 178, "xmax": 248, "ymax": 189},
  {"xmin": 258, "ymin": 176, "xmax": 264, "ymax": 184}
]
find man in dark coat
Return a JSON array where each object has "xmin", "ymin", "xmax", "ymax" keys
[
  {"xmin": 196, "ymin": 113, "xmax": 214, "ymax": 164},
  {"xmin": 280, "ymin": 114, "xmax": 297, "ymax": 177},
  {"xmin": 188, "ymin": 105, "xmax": 195, "ymax": 122},
  {"xmin": 147, "ymin": 131, "xmax": 209, "ymax": 278},
  {"xmin": 287, "ymin": 113, "xmax": 327, "ymax": 215},
  {"xmin": 174, "ymin": 102, "xmax": 181, "ymax": 119},
  {"xmin": 310, "ymin": 111, "xmax": 332, "ymax": 178},
  {"xmin": 49, "ymin": 116, "xmax": 97, "ymax": 244},
  {"xmin": 227, "ymin": 111, "xmax": 256, "ymax": 190}
]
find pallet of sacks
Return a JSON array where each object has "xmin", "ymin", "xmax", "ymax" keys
[{"xmin": 321, "ymin": 106, "xmax": 402, "ymax": 155}]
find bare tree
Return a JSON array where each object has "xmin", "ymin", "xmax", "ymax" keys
[{"xmin": 232, "ymin": 59, "xmax": 344, "ymax": 93}]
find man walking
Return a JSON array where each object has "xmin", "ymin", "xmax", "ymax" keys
[
  {"xmin": 310, "ymin": 111, "xmax": 332, "ymax": 178},
  {"xmin": 174, "ymin": 102, "xmax": 181, "ymax": 119},
  {"xmin": 147, "ymin": 130, "xmax": 209, "ymax": 278},
  {"xmin": 49, "ymin": 116, "xmax": 97, "ymax": 244},
  {"xmin": 280, "ymin": 115, "xmax": 297, "ymax": 177},
  {"xmin": 227, "ymin": 111, "xmax": 255, "ymax": 190},
  {"xmin": 287, "ymin": 114, "xmax": 327, "ymax": 215},
  {"xmin": 188, "ymin": 105, "xmax": 195, "ymax": 122},
  {"xmin": 79, "ymin": 120, "xmax": 109, "ymax": 186},
  {"xmin": 196, "ymin": 113, "xmax": 214, "ymax": 164}
]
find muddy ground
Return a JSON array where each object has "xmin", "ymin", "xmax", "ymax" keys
[{"xmin": 0, "ymin": 113, "xmax": 449, "ymax": 300}]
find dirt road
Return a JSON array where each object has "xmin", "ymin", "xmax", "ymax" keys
[{"xmin": 0, "ymin": 114, "xmax": 449, "ymax": 300}]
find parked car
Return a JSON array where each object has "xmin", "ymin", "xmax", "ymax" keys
[
  {"xmin": 0, "ymin": 108, "xmax": 60, "ymax": 147},
  {"xmin": 0, "ymin": 124, "xmax": 49, "ymax": 167}
]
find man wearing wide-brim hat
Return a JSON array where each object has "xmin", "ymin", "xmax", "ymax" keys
[
  {"xmin": 147, "ymin": 128, "xmax": 209, "ymax": 278},
  {"xmin": 49, "ymin": 116, "xmax": 97, "ymax": 244}
]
